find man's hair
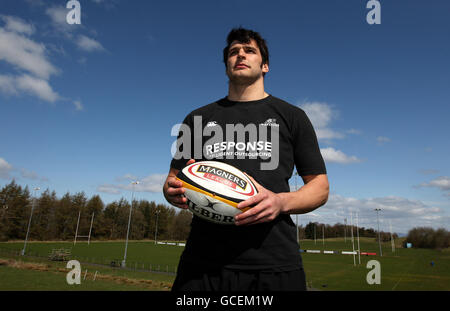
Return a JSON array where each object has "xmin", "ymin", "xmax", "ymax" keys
[{"xmin": 223, "ymin": 27, "xmax": 269, "ymax": 76}]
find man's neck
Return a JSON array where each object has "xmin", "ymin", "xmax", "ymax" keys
[{"xmin": 227, "ymin": 79, "xmax": 269, "ymax": 102}]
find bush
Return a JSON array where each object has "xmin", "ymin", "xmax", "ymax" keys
[{"xmin": 405, "ymin": 227, "xmax": 450, "ymax": 249}]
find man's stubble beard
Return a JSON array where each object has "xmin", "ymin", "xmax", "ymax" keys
[{"xmin": 226, "ymin": 67, "xmax": 263, "ymax": 86}]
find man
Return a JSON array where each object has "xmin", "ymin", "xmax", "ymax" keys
[{"xmin": 163, "ymin": 27, "xmax": 329, "ymax": 291}]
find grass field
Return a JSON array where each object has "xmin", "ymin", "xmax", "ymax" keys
[
  {"xmin": 299, "ymin": 239, "xmax": 450, "ymax": 290},
  {"xmin": 0, "ymin": 238, "xmax": 449, "ymax": 291}
]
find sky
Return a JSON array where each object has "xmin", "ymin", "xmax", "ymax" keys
[{"xmin": 0, "ymin": 0, "xmax": 449, "ymax": 235}]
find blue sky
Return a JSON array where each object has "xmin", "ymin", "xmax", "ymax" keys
[{"xmin": 0, "ymin": 0, "xmax": 449, "ymax": 234}]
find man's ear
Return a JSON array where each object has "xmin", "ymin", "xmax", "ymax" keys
[{"xmin": 262, "ymin": 63, "xmax": 269, "ymax": 73}]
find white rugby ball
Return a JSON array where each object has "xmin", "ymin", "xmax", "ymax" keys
[{"xmin": 176, "ymin": 161, "xmax": 258, "ymax": 225}]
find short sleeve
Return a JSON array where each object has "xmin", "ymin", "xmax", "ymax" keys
[
  {"xmin": 293, "ymin": 109, "xmax": 327, "ymax": 176},
  {"xmin": 170, "ymin": 113, "xmax": 194, "ymax": 170}
]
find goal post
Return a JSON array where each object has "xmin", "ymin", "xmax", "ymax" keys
[{"xmin": 74, "ymin": 211, "xmax": 95, "ymax": 245}]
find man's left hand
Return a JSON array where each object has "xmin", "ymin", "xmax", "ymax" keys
[{"xmin": 235, "ymin": 175, "xmax": 283, "ymax": 226}]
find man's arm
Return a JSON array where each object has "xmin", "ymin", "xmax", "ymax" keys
[
  {"xmin": 235, "ymin": 174, "xmax": 329, "ymax": 226},
  {"xmin": 278, "ymin": 174, "xmax": 329, "ymax": 214}
]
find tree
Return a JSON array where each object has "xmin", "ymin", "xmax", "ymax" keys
[
  {"xmin": 86, "ymin": 195, "xmax": 105, "ymax": 239},
  {"xmin": 170, "ymin": 210, "xmax": 192, "ymax": 241},
  {"xmin": 33, "ymin": 189, "xmax": 58, "ymax": 240},
  {"xmin": 406, "ymin": 227, "xmax": 450, "ymax": 249},
  {"xmin": 304, "ymin": 222, "xmax": 316, "ymax": 240},
  {"xmin": 0, "ymin": 180, "xmax": 30, "ymax": 241}
]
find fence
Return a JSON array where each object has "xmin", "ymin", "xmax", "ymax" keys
[{"xmin": 0, "ymin": 246, "xmax": 177, "ymax": 275}]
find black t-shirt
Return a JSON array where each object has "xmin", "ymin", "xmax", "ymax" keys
[{"xmin": 171, "ymin": 94, "xmax": 326, "ymax": 270}]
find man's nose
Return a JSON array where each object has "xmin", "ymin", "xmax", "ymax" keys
[{"xmin": 237, "ymin": 48, "xmax": 246, "ymax": 58}]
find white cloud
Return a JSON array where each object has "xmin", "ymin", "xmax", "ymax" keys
[
  {"xmin": 73, "ymin": 100, "xmax": 84, "ymax": 111},
  {"xmin": 320, "ymin": 147, "xmax": 361, "ymax": 164},
  {"xmin": 76, "ymin": 35, "xmax": 105, "ymax": 52},
  {"xmin": 0, "ymin": 15, "xmax": 35, "ymax": 35},
  {"xmin": 20, "ymin": 168, "xmax": 49, "ymax": 182},
  {"xmin": 376, "ymin": 136, "xmax": 391, "ymax": 145},
  {"xmin": 0, "ymin": 75, "xmax": 17, "ymax": 95},
  {"xmin": 97, "ymin": 184, "xmax": 121, "ymax": 194},
  {"xmin": 45, "ymin": 6, "xmax": 75, "ymax": 35},
  {"xmin": 418, "ymin": 169, "xmax": 439, "ymax": 175},
  {"xmin": 346, "ymin": 129, "xmax": 362, "ymax": 135},
  {"xmin": 115, "ymin": 174, "xmax": 139, "ymax": 182},
  {"xmin": 16, "ymin": 74, "xmax": 60, "ymax": 102},
  {"xmin": 297, "ymin": 101, "xmax": 363, "ymax": 165},
  {"xmin": 0, "ymin": 158, "xmax": 13, "ymax": 179},
  {"xmin": 0, "ymin": 27, "xmax": 59, "ymax": 80},
  {"xmin": 426, "ymin": 177, "xmax": 450, "ymax": 190},
  {"xmin": 0, "ymin": 16, "xmax": 64, "ymax": 104},
  {"xmin": 418, "ymin": 176, "xmax": 450, "ymax": 197},
  {"xmin": 298, "ymin": 102, "xmax": 345, "ymax": 141},
  {"xmin": 0, "ymin": 157, "xmax": 48, "ymax": 182},
  {"xmin": 302, "ymin": 194, "xmax": 450, "ymax": 234},
  {"xmin": 0, "ymin": 74, "xmax": 60, "ymax": 103},
  {"xmin": 98, "ymin": 174, "xmax": 167, "ymax": 194},
  {"xmin": 315, "ymin": 128, "xmax": 344, "ymax": 140}
]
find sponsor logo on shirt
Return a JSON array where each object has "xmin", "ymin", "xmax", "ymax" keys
[
  {"xmin": 206, "ymin": 121, "xmax": 218, "ymax": 127},
  {"xmin": 260, "ymin": 118, "xmax": 279, "ymax": 127},
  {"xmin": 172, "ymin": 116, "xmax": 279, "ymax": 170}
]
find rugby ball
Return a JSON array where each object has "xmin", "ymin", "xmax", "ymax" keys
[{"xmin": 176, "ymin": 161, "xmax": 258, "ymax": 225}]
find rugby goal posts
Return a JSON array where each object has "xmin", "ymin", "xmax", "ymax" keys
[{"xmin": 74, "ymin": 211, "xmax": 94, "ymax": 245}]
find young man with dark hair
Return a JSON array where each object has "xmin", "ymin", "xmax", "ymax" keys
[{"xmin": 163, "ymin": 27, "xmax": 329, "ymax": 291}]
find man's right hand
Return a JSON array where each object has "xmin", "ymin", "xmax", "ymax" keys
[{"xmin": 163, "ymin": 159, "xmax": 195, "ymax": 209}]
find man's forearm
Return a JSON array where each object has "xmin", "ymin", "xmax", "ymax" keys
[{"xmin": 278, "ymin": 174, "xmax": 329, "ymax": 215}]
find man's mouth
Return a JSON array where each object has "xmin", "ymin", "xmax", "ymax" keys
[{"xmin": 235, "ymin": 63, "xmax": 249, "ymax": 69}]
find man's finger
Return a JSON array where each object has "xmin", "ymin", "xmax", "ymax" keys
[
  {"xmin": 168, "ymin": 179, "xmax": 183, "ymax": 188},
  {"xmin": 237, "ymin": 192, "xmax": 265, "ymax": 209},
  {"xmin": 235, "ymin": 201, "xmax": 266, "ymax": 222},
  {"xmin": 235, "ymin": 207, "xmax": 270, "ymax": 226},
  {"xmin": 166, "ymin": 186, "xmax": 185, "ymax": 196}
]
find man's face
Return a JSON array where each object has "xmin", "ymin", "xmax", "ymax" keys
[{"xmin": 226, "ymin": 39, "xmax": 269, "ymax": 85}]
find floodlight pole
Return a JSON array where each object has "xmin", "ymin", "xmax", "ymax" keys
[
  {"xmin": 122, "ymin": 181, "xmax": 139, "ymax": 268},
  {"xmin": 322, "ymin": 224, "xmax": 325, "ymax": 246},
  {"xmin": 356, "ymin": 212, "xmax": 361, "ymax": 265},
  {"xmin": 375, "ymin": 208, "xmax": 383, "ymax": 256},
  {"xmin": 22, "ymin": 187, "xmax": 40, "ymax": 256},
  {"xmin": 350, "ymin": 211, "xmax": 356, "ymax": 266},
  {"xmin": 344, "ymin": 218, "xmax": 347, "ymax": 242},
  {"xmin": 389, "ymin": 219, "xmax": 395, "ymax": 253},
  {"xmin": 154, "ymin": 209, "xmax": 160, "ymax": 245}
]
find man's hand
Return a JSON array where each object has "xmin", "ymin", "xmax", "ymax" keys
[
  {"xmin": 234, "ymin": 175, "xmax": 283, "ymax": 226},
  {"xmin": 234, "ymin": 173, "xmax": 329, "ymax": 226},
  {"xmin": 163, "ymin": 159, "xmax": 195, "ymax": 209}
]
